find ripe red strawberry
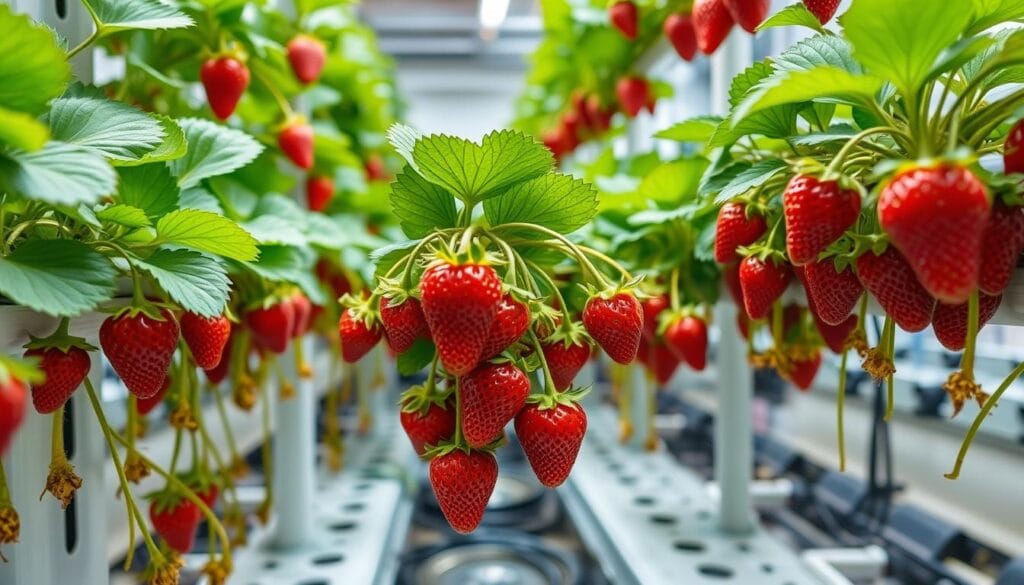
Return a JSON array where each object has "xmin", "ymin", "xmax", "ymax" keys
[
  {"xmin": 543, "ymin": 126, "xmax": 574, "ymax": 159},
  {"xmin": 616, "ymin": 76, "xmax": 651, "ymax": 119},
  {"xmin": 931, "ymin": 293, "xmax": 1002, "ymax": 351},
  {"xmin": 561, "ymin": 110, "xmax": 582, "ymax": 141},
  {"xmin": 724, "ymin": 0, "xmax": 769, "ymax": 33},
  {"xmin": 365, "ymin": 154, "xmax": 388, "ymax": 181},
  {"xmin": 400, "ymin": 390, "xmax": 455, "ymax": 456},
  {"xmin": 878, "ymin": 164, "xmax": 990, "ymax": 303},
  {"xmin": 783, "ymin": 175, "xmax": 861, "ymax": 266},
  {"xmin": 479, "ymin": 295, "xmax": 530, "ymax": 360},
  {"xmin": 582, "ymin": 291, "xmax": 643, "ymax": 364},
  {"xmin": 693, "ymin": 0, "xmax": 734, "ymax": 55},
  {"xmin": 100, "ymin": 309, "xmax": 180, "ymax": 400},
  {"xmin": 723, "ymin": 261, "xmax": 745, "ymax": 308},
  {"xmin": 609, "ymin": 1, "xmax": 638, "ymax": 40},
  {"xmin": 290, "ymin": 292, "xmax": 313, "ymax": 337},
  {"xmin": 195, "ymin": 483, "xmax": 220, "ymax": 509},
  {"xmin": 338, "ymin": 308, "xmax": 383, "ymax": 363},
  {"xmin": 204, "ymin": 328, "xmax": 233, "ymax": 385},
  {"xmin": 278, "ymin": 120, "xmax": 315, "ymax": 170},
  {"xmin": 180, "ymin": 312, "xmax": 230, "ymax": 370},
  {"xmin": 542, "ymin": 339, "xmax": 591, "ymax": 391},
  {"xmin": 380, "ymin": 296, "xmax": 429, "ymax": 354},
  {"xmin": 200, "ymin": 56, "xmax": 250, "ymax": 120},
  {"xmin": 738, "ymin": 256, "xmax": 793, "ymax": 319},
  {"xmin": 641, "ymin": 294, "xmax": 670, "ymax": 340},
  {"xmin": 714, "ymin": 202, "xmax": 767, "ymax": 263},
  {"xmin": 646, "ymin": 341, "xmax": 681, "ymax": 385},
  {"xmin": 23, "ymin": 346, "xmax": 90, "ymax": 414},
  {"xmin": 803, "ymin": 259, "xmax": 863, "ymax": 325},
  {"xmin": 664, "ymin": 315, "xmax": 708, "ymax": 370},
  {"xmin": 136, "ymin": 377, "xmax": 170, "ymax": 416},
  {"xmin": 245, "ymin": 301, "xmax": 294, "ymax": 354},
  {"xmin": 419, "ymin": 259, "xmax": 503, "ymax": 376},
  {"xmin": 585, "ymin": 95, "xmax": 615, "ymax": 133},
  {"xmin": 460, "ymin": 362, "xmax": 530, "ymax": 448},
  {"xmin": 855, "ymin": 247, "xmax": 935, "ymax": 332},
  {"xmin": 664, "ymin": 13, "xmax": 698, "ymax": 61},
  {"xmin": 816, "ymin": 313, "xmax": 858, "ymax": 354},
  {"xmin": 429, "ymin": 449, "xmax": 498, "ymax": 534},
  {"xmin": 150, "ymin": 496, "xmax": 201, "ymax": 554},
  {"xmin": 306, "ymin": 175, "xmax": 334, "ymax": 212},
  {"xmin": 979, "ymin": 202, "xmax": 1024, "ymax": 295},
  {"xmin": 286, "ymin": 34, "xmax": 326, "ymax": 85},
  {"xmin": 1005, "ymin": 119, "xmax": 1024, "ymax": 174},
  {"xmin": 787, "ymin": 351, "xmax": 822, "ymax": 391},
  {"xmin": 803, "ymin": 0, "xmax": 841, "ymax": 24},
  {"xmin": 736, "ymin": 312, "xmax": 751, "ymax": 340},
  {"xmin": 0, "ymin": 374, "xmax": 27, "ymax": 456},
  {"xmin": 515, "ymin": 401, "xmax": 587, "ymax": 488}
]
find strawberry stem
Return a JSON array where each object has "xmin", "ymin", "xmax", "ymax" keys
[
  {"xmin": 836, "ymin": 349, "xmax": 849, "ymax": 472},
  {"xmin": 882, "ymin": 316, "xmax": 896, "ymax": 421},
  {"xmin": 453, "ymin": 377, "xmax": 465, "ymax": 448},
  {"xmin": 945, "ymin": 360, "xmax": 1024, "ymax": 479},
  {"xmin": 259, "ymin": 373, "xmax": 274, "ymax": 520},
  {"xmin": 669, "ymin": 267, "xmax": 681, "ymax": 311},
  {"xmin": 824, "ymin": 126, "xmax": 902, "ymax": 179},
  {"xmin": 208, "ymin": 382, "xmax": 240, "ymax": 465},
  {"xmin": 961, "ymin": 289, "xmax": 980, "ymax": 383},
  {"xmin": 529, "ymin": 331, "xmax": 559, "ymax": 398}
]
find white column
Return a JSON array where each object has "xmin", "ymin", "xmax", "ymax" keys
[{"xmin": 270, "ymin": 336, "xmax": 315, "ymax": 549}]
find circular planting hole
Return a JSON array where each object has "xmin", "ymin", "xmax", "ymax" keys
[
  {"xmin": 329, "ymin": 521, "xmax": 357, "ymax": 532},
  {"xmin": 673, "ymin": 540, "xmax": 706, "ymax": 553},
  {"xmin": 634, "ymin": 496, "xmax": 656, "ymax": 507},
  {"xmin": 296, "ymin": 580, "xmax": 329, "ymax": 585},
  {"xmin": 312, "ymin": 553, "xmax": 345, "ymax": 566},
  {"xmin": 696, "ymin": 510, "xmax": 711, "ymax": 520},
  {"xmin": 354, "ymin": 483, "xmax": 373, "ymax": 492},
  {"xmin": 343, "ymin": 502, "xmax": 365, "ymax": 513},
  {"xmin": 607, "ymin": 462, "xmax": 623, "ymax": 473},
  {"xmin": 761, "ymin": 564, "xmax": 774, "ymax": 574},
  {"xmin": 263, "ymin": 560, "xmax": 278, "ymax": 570},
  {"xmin": 697, "ymin": 564, "xmax": 734, "ymax": 579},
  {"xmin": 619, "ymin": 475, "xmax": 637, "ymax": 485},
  {"xmin": 736, "ymin": 542, "xmax": 751, "ymax": 553},
  {"xmin": 650, "ymin": 514, "xmax": 678, "ymax": 525}
]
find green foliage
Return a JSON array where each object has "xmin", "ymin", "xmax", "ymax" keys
[{"xmin": 0, "ymin": 240, "xmax": 117, "ymax": 316}]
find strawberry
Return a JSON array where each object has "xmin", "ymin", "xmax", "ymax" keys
[
  {"xmin": 195, "ymin": 483, "xmax": 220, "ymax": 509},
  {"xmin": 693, "ymin": 0, "xmax": 734, "ymax": 55},
  {"xmin": 664, "ymin": 315, "xmax": 708, "ymax": 370},
  {"xmin": 286, "ymin": 34, "xmax": 326, "ymax": 85},
  {"xmin": 803, "ymin": 259, "xmax": 863, "ymax": 325},
  {"xmin": 815, "ymin": 313, "xmax": 858, "ymax": 354},
  {"xmin": 338, "ymin": 307, "xmax": 383, "ymax": 363},
  {"xmin": 542, "ymin": 126, "xmax": 575, "ymax": 159},
  {"xmin": 640, "ymin": 294, "xmax": 670, "ymax": 340},
  {"xmin": 200, "ymin": 56, "xmax": 249, "ymax": 120},
  {"xmin": 616, "ymin": 76, "xmax": 651, "ymax": 119},
  {"xmin": 380, "ymin": 296, "xmax": 429, "ymax": 354},
  {"xmin": 787, "ymin": 351, "xmax": 822, "ymax": 391},
  {"xmin": 878, "ymin": 164, "xmax": 990, "ymax": 303},
  {"xmin": 306, "ymin": 175, "xmax": 334, "ymax": 212},
  {"xmin": 561, "ymin": 110, "xmax": 582, "ymax": 141},
  {"xmin": 245, "ymin": 301, "xmax": 294, "ymax": 354},
  {"xmin": 723, "ymin": 261, "xmax": 745, "ymax": 308},
  {"xmin": 429, "ymin": 449, "xmax": 498, "ymax": 534},
  {"xmin": 180, "ymin": 312, "xmax": 231, "ymax": 370},
  {"xmin": 479, "ymin": 295, "xmax": 530, "ymax": 360},
  {"xmin": 1006, "ymin": 119, "xmax": 1024, "ymax": 174},
  {"xmin": 714, "ymin": 202, "xmax": 767, "ymax": 263},
  {"xmin": 646, "ymin": 341, "xmax": 681, "ymax": 385},
  {"xmin": 803, "ymin": 0, "xmax": 841, "ymax": 24},
  {"xmin": 100, "ymin": 308, "xmax": 180, "ymax": 400},
  {"xmin": 136, "ymin": 377, "xmax": 171, "ymax": 416},
  {"xmin": 736, "ymin": 312, "xmax": 751, "ymax": 339},
  {"xmin": 582, "ymin": 291, "xmax": 643, "ymax": 364},
  {"xmin": 150, "ymin": 496, "xmax": 201, "ymax": 554},
  {"xmin": 204, "ymin": 328, "xmax": 234, "ymax": 385},
  {"xmin": 419, "ymin": 259, "xmax": 503, "ymax": 376},
  {"xmin": 585, "ymin": 95, "xmax": 615, "ymax": 133},
  {"xmin": 24, "ymin": 347, "xmax": 90, "ymax": 414},
  {"xmin": 515, "ymin": 400, "xmax": 587, "ymax": 487},
  {"xmin": 738, "ymin": 256, "xmax": 793, "ymax": 320},
  {"xmin": 931, "ymin": 293, "xmax": 1002, "ymax": 351},
  {"xmin": 278, "ymin": 120, "xmax": 315, "ymax": 170},
  {"xmin": 460, "ymin": 362, "xmax": 530, "ymax": 448},
  {"xmin": 979, "ymin": 202, "xmax": 1024, "ymax": 295},
  {"xmin": 664, "ymin": 13, "xmax": 698, "ymax": 61},
  {"xmin": 365, "ymin": 154, "xmax": 388, "ymax": 181},
  {"xmin": 855, "ymin": 247, "xmax": 935, "ymax": 332},
  {"xmin": 609, "ymin": 1, "xmax": 638, "ymax": 40},
  {"xmin": 783, "ymin": 175, "xmax": 861, "ymax": 266},
  {"xmin": 724, "ymin": 0, "xmax": 769, "ymax": 33},
  {"xmin": 0, "ymin": 373, "xmax": 27, "ymax": 456},
  {"xmin": 290, "ymin": 291, "xmax": 313, "ymax": 337},
  {"xmin": 542, "ymin": 336, "xmax": 592, "ymax": 391},
  {"xmin": 399, "ymin": 388, "xmax": 455, "ymax": 456}
]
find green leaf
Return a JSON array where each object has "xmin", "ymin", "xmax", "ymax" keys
[
  {"xmin": 0, "ymin": 142, "xmax": 115, "ymax": 205},
  {"xmin": 117, "ymin": 164, "xmax": 179, "ymax": 219},
  {"xmin": 927, "ymin": 36, "xmax": 995, "ymax": 82},
  {"xmin": 410, "ymin": 129, "xmax": 553, "ymax": 203},
  {"xmin": 241, "ymin": 215, "xmax": 307, "ymax": 246},
  {"xmin": 636, "ymin": 158, "xmax": 710, "ymax": 204},
  {"xmin": 654, "ymin": 116, "xmax": 722, "ymax": 143},
  {"xmin": 729, "ymin": 61, "xmax": 776, "ymax": 108},
  {"xmin": 85, "ymin": 0, "xmax": 194, "ymax": 34},
  {"xmin": 714, "ymin": 159, "xmax": 789, "ymax": 204},
  {"xmin": 390, "ymin": 166, "xmax": 458, "ymax": 239},
  {"xmin": 757, "ymin": 3, "xmax": 826, "ymax": 33},
  {"xmin": 967, "ymin": 0, "xmax": 1024, "ymax": 35},
  {"xmin": 135, "ymin": 249, "xmax": 229, "ymax": 318},
  {"xmin": 483, "ymin": 173, "xmax": 597, "ymax": 235},
  {"xmin": 773, "ymin": 35, "xmax": 862, "ymax": 74},
  {"xmin": 789, "ymin": 124, "xmax": 858, "ymax": 146},
  {"xmin": 156, "ymin": 209, "xmax": 259, "ymax": 261},
  {"xmin": 734, "ymin": 67, "xmax": 883, "ymax": 122},
  {"xmin": 0, "ymin": 5, "xmax": 70, "ymax": 115},
  {"xmin": 0, "ymin": 106, "xmax": 49, "ymax": 151},
  {"xmin": 397, "ymin": 338, "xmax": 435, "ymax": 376},
  {"xmin": 387, "ymin": 123, "xmax": 423, "ymax": 168},
  {"xmin": 96, "ymin": 204, "xmax": 150, "ymax": 228},
  {"xmin": 114, "ymin": 115, "xmax": 187, "ymax": 166},
  {"xmin": 168, "ymin": 118, "xmax": 263, "ymax": 189},
  {"xmin": 0, "ymin": 239, "xmax": 116, "ymax": 317},
  {"xmin": 48, "ymin": 96, "xmax": 164, "ymax": 162},
  {"xmin": 241, "ymin": 245, "xmax": 326, "ymax": 305},
  {"xmin": 841, "ymin": 0, "xmax": 972, "ymax": 98}
]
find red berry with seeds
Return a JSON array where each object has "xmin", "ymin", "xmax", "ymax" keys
[
  {"xmin": 855, "ymin": 247, "xmax": 935, "ymax": 332},
  {"xmin": 664, "ymin": 315, "xmax": 708, "ymax": 371},
  {"xmin": 380, "ymin": 297, "xmax": 429, "ymax": 354},
  {"xmin": 24, "ymin": 347, "xmax": 90, "ymax": 414},
  {"xmin": 979, "ymin": 202, "xmax": 1024, "ymax": 295},
  {"xmin": 582, "ymin": 291, "xmax": 643, "ymax": 364},
  {"xmin": 290, "ymin": 292, "xmax": 312, "ymax": 338},
  {"xmin": 714, "ymin": 202, "xmax": 767, "ymax": 264},
  {"xmin": 609, "ymin": 1, "xmax": 638, "ymax": 40},
  {"xmin": 783, "ymin": 175, "xmax": 861, "ymax": 266},
  {"xmin": 724, "ymin": 0, "xmax": 769, "ymax": 33},
  {"xmin": 338, "ymin": 308, "xmax": 383, "ymax": 363},
  {"xmin": 286, "ymin": 34, "xmax": 326, "ymax": 85},
  {"xmin": 803, "ymin": 0, "xmax": 840, "ymax": 24},
  {"xmin": 479, "ymin": 295, "xmax": 529, "ymax": 360},
  {"xmin": 803, "ymin": 259, "xmax": 863, "ymax": 325},
  {"xmin": 542, "ymin": 339, "xmax": 591, "ymax": 391},
  {"xmin": 931, "ymin": 293, "xmax": 1002, "ymax": 351},
  {"xmin": 0, "ymin": 374, "xmax": 27, "ymax": 456},
  {"xmin": 400, "ymin": 390, "xmax": 455, "ymax": 456},
  {"xmin": 429, "ymin": 449, "xmax": 498, "ymax": 534},
  {"xmin": 278, "ymin": 121, "xmax": 315, "ymax": 170},
  {"xmin": 245, "ymin": 301, "xmax": 294, "ymax": 355},
  {"xmin": 693, "ymin": 0, "xmax": 734, "ymax": 55},
  {"xmin": 664, "ymin": 13, "xmax": 698, "ymax": 61},
  {"xmin": 204, "ymin": 328, "xmax": 234, "ymax": 385},
  {"xmin": 646, "ymin": 341, "xmax": 681, "ymax": 385},
  {"xmin": 516, "ymin": 401, "xmax": 587, "ymax": 488},
  {"xmin": 150, "ymin": 497, "xmax": 201, "ymax": 554},
  {"xmin": 787, "ymin": 351, "xmax": 822, "ymax": 391},
  {"xmin": 200, "ymin": 56, "xmax": 250, "ymax": 120},
  {"xmin": 738, "ymin": 256, "xmax": 793, "ymax": 320},
  {"xmin": 616, "ymin": 76, "xmax": 651, "ymax": 119},
  {"xmin": 180, "ymin": 312, "xmax": 231, "ymax": 370},
  {"xmin": 136, "ymin": 377, "xmax": 171, "ymax": 416},
  {"xmin": 878, "ymin": 164, "xmax": 990, "ymax": 303},
  {"xmin": 460, "ymin": 362, "xmax": 530, "ymax": 448},
  {"xmin": 641, "ymin": 294, "xmax": 670, "ymax": 340},
  {"xmin": 306, "ymin": 175, "xmax": 334, "ymax": 212},
  {"xmin": 100, "ymin": 309, "xmax": 180, "ymax": 400},
  {"xmin": 1006, "ymin": 119, "xmax": 1024, "ymax": 174}
]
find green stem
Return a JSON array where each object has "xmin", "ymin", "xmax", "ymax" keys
[
  {"xmin": 453, "ymin": 377, "xmax": 465, "ymax": 447},
  {"xmin": 836, "ymin": 349, "xmax": 849, "ymax": 472},
  {"xmin": 495, "ymin": 223, "xmax": 617, "ymax": 288},
  {"xmin": 669, "ymin": 267, "xmax": 681, "ymax": 311},
  {"xmin": 529, "ymin": 331, "xmax": 558, "ymax": 397},
  {"xmin": 882, "ymin": 316, "xmax": 896, "ymax": 421},
  {"xmin": 252, "ymin": 66, "xmax": 295, "ymax": 119},
  {"xmin": 945, "ymin": 360, "xmax": 1024, "ymax": 479},
  {"xmin": 961, "ymin": 289, "xmax": 980, "ymax": 382},
  {"xmin": 66, "ymin": 29, "xmax": 100, "ymax": 60},
  {"xmin": 0, "ymin": 459, "xmax": 10, "ymax": 505},
  {"xmin": 771, "ymin": 301, "xmax": 783, "ymax": 348},
  {"xmin": 824, "ymin": 127, "xmax": 902, "ymax": 178},
  {"xmin": 524, "ymin": 259, "xmax": 569, "ymax": 323},
  {"xmin": 209, "ymin": 383, "xmax": 239, "ymax": 463}
]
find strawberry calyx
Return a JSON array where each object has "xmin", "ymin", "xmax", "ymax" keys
[
  {"xmin": 275, "ymin": 113, "xmax": 309, "ymax": 134},
  {"xmin": 375, "ymin": 276, "xmax": 417, "ymax": 306},
  {"xmin": 429, "ymin": 238, "xmax": 497, "ymax": 269},
  {"xmin": 423, "ymin": 439, "xmax": 499, "ymax": 459},
  {"xmin": 0, "ymin": 354, "xmax": 42, "ymax": 386},
  {"xmin": 22, "ymin": 318, "xmax": 97, "ymax": 354},
  {"xmin": 736, "ymin": 242, "xmax": 786, "ymax": 265},
  {"xmin": 146, "ymin": 484, "xmax": 193, "ymax": 514},
  {"xmin": 544, "ymin": 319, "xmax": 592, "ymax": 349},
  {"xmin": 524, "ymin": 384, "xmax": 591, "ymax": 410},
  {"xmin": 398, "ymin": 384, "xmax": 452, "ymax": 416},
  {"xmin": 339, "ymin": 293, "xmax": 380, "ymax": 330}
]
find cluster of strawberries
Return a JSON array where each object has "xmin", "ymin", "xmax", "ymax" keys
[
  {"xmin": 634, "ymin": 294, "xmax": 709, "ymax": 387},
  {"xmin": 336, "ymin": 252, "xmax": 646, "ymax": 533}
]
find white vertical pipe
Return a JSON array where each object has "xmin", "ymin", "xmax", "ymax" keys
[
  {"xmin": 712, "ymin": 30, "xmax": 755, "ymax": 535},
  {"xmin": 628, "ymin": 365, "xmax": 649, "ymax": 450},
  {"xmin": 270, "ymin": 337, "xmax": 315, "ymax": 550}
]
